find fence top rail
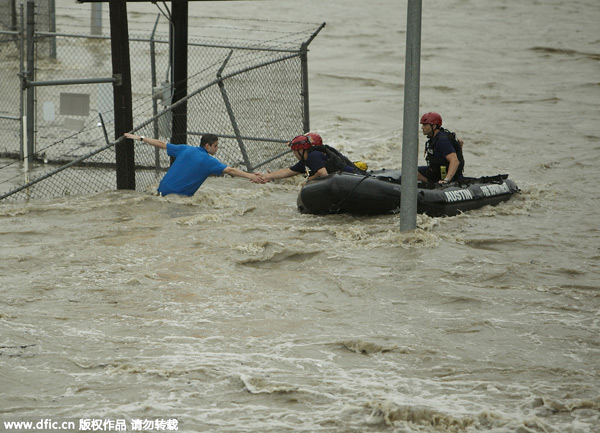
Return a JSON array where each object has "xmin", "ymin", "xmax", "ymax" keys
[{"xmin": 33, "ymin": 30, "xmax": 311, "ymax": 54}]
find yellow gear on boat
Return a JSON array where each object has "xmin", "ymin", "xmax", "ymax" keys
[{"xmin": 353, "ymin": 161, "xmax": 368, "ymax": 171}]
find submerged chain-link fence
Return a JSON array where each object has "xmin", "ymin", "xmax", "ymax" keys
[{"xmin": 0, "ymin": 1, "xmax": 324, "ymax": 201}]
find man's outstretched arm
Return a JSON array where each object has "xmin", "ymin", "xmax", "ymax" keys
[
  {"xmin": 223, "ymin": 166, "xmax": 265, "ymax": 183},
  {"xmin": 124, "ymin": 133, "xmax": 166, "ymax": 150}
]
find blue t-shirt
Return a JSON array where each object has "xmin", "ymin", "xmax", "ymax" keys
[{"xmin": 157, "ymin": 143, "xmax": 227, "ymax": 196}]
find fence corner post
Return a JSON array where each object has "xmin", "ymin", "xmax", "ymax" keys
[{"xmin": 25, "ymin": 0, "xmax": 35, "ymax": 165}]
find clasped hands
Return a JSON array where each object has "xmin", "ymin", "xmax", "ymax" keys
[{"xmin": 249, "ymin": 173, "xmax": 270, "ymax": 184}]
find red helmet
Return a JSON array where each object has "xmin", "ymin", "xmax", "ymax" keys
[
  {"xmin": 306, "ymin": 132, "xmax": 323, "ymax": 146},
  {"xmin": 289, "ymin": 135, "xmax": 311, "ymax": 150},
  {"xmin": 420, "ymin": 112, "xmax": 442, "ymax": 126}
]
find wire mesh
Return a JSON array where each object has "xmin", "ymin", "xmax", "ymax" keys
[
  {"xmin": 0, "ymin": 4, "xmax": 323, "ymax": 202},
  {"xmin": 0, "ymin": 29, "xmax": 21, "ymax": 156}
]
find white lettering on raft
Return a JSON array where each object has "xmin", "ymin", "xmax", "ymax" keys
[
  {"xmin": 444, "ymin": 189, "xmax": 474, "ymax": 202},
  {"xmin": 480, "ymin": 183, "xmax": 510, "ymax": 197}
]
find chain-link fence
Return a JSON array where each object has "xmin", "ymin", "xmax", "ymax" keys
[
  {"xmin": 0, "ymin": 1, "xmax": 324, "ymax": 201},
  {"xmin": 0, "ymin": 0, "xmax": 23, "ymax": 157}
]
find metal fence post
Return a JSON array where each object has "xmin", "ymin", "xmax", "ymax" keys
[
  {"xmin": 400, "ymin": 0, "xmax": 422, "ymax": 231},
  {"xmin": 19, "ymin": 2, "xmax": 25, "ymax": 161},
  {"xmin": 299, "ymin": 23, "xmax": 325, "ymax": 134},
  {"xmin": 217, "ymin": 51, "xmax": 253, "ymax": 171},
  {"xmin": 10, "ymin": 0, "xmax": 18, "ymax": 31},
  {"xmin": 150, "ymin": 14, "xmax": 161, "ymax": 174},
  {"xmin": 26, "ymin": 0, "xmax": 35, "ymax": 165},
  {"xmin": 49, "ymin": 0, "xmax": 56, "ymax": 59},
  {"xmin": 300, "ymin": 42, "xmax": 310, "ymax": 133}
]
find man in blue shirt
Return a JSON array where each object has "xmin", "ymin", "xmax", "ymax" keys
[
  {"xmin": 417, "ymin": 112, "xmax": 465, "ymax": 184},
  {"xmin": 124, "ymin": 133, "xmax": 262, "ymax": 196}
]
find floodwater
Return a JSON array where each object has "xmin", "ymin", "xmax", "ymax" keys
[{"xmin": 1, "ymin": 1, "xmax": 599, "ymax": 432}]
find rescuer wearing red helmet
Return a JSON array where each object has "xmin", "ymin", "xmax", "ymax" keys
[
  {"xmin": 259, "ymin": 133, "xmax": 363, "ymax": 183},
  {"xmin": 417, "ymin": 112, "xmax": 465, "ymax": 184},
  {"xmin": 305, "ymin": 132, "xmax": 323, "ymax": 146}
]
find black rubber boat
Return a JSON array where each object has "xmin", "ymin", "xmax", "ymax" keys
[{"xmin": 297, "ymin": 170, "xmax": 520, "ymax": 217}]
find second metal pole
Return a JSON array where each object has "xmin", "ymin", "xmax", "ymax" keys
[{"xmin": 400, "ymin": 0, "xmax": 422, "ymax": 231}]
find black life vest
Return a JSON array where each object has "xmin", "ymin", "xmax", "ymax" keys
[
  {"xmin": 307, "ymin": 145, "xmax": 361, "ymax": 175},
  {"xmin": 424, "ymin": 128, "xmax": 465, "ymax": 182}
]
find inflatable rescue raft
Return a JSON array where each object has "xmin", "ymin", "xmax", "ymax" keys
[{"xmin": 297, "ymin": 170, "xmax": 520, "ymax": 217}]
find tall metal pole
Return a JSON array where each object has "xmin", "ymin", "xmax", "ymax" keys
[
  {"xmin": 171, "ymin": 0, "xmax": 188, "ymax": 147},
  {"xmin": 109, "ymin": 0, "xmax": 135, "ymax": 190},
  {"xmin": 400, "ymin": 0, "xmax": 422, "ymax": 231}
]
